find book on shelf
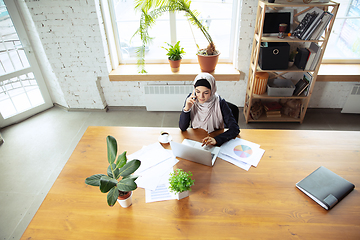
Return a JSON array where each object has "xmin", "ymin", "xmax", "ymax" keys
[
  {"xmin": 310, "ymin": 11, "xmax": 333, "ymax": 40},
  {"xmin": 293, "ymin": 78, "xmax": 310, "ymax": 96},
  {"xmin": 263, "ymin": 101, "xmax": 282, "ymax": 111},
  {"xmin": 264, "ymin": 101, "xmax": 282, "ymax": 118},
  {"xmin": 303, "ymin": 72, "xmax": 313, "ymax": 96},
  {"xmin": 266, "ymin": 113, "xmax": 281, "ymax": 118},
  {"xmin": 304, "ymin": 47, "xmax": 316, "ymax": 71},
  {"xmin": 266, "ymin": 110, "xmax": 281, "ymax": 118},
  {"xmin": 305, "ymin": 42, "xmax": 320, "ymax": 70},
  {"xmin": 293, "ymin": 11, "xmax": 318, "ymax": 40},
  {"xmin": 302, "ymin": 7, "xmax": 326, "ymax": 40},
  {"xmin": 294, "ymin": 48, "xmax": 310, "ymax": 70}
]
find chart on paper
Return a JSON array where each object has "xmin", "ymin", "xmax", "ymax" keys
[{"xmin": 233, "ymin": 145, "xmax": 253, "ymax": 158}]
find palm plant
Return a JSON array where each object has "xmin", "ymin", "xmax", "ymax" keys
[{"xmin": 133, "ymin": 0, "xmax": 218, "ymax": 73}]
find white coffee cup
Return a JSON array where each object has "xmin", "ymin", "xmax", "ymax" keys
[{"xmin": 158, "ymin": 132, "xmax": 171, "ymax": 143}]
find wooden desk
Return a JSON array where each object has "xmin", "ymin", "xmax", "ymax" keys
[{"xmin": 21, "ymin": 127, "xmax": 360, "ymax": 239}]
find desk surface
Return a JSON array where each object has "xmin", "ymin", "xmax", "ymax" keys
[{"xmin": 21, "ymin": 127, "xmax": 360, "ymax": 239}]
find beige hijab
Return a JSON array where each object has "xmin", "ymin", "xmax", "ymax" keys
[{"xmin": 190, "ymin": 73, "xmax": 224, "ymax": 133}]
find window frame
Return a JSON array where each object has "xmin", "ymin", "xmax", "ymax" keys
[
  {"xmin": 322, "ymin": 0, "xmax": 360, "ymax": 64},
  {"xmin": 103, "ymin": 0, "xmax": 241, "ymax": 69}
]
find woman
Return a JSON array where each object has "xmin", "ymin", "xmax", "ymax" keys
[{"xmin": 179, "ymin": 73, "xmax": 240, "ymax": 146}]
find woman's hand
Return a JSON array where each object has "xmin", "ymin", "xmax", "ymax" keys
[
  {"xmin": 201, "ymin": 136, "xmax": 217, "ymax": 146},
  {"xmin": 184, "ymin": 91, "xmax": 196, "ymax": 112}
]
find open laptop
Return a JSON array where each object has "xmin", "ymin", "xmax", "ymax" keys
[{"xmin": 170, "ymin": 139, "xmax": 220, "ymax": 167}]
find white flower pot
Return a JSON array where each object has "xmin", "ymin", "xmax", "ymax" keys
[
  {"xmin": 177, "ymin": 190, "xmax": 189, "ymax": 200},
  {"xmin": 117, "ymin": 192, "xmax": 133, "ymax": 208}
]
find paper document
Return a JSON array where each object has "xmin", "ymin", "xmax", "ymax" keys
[
  {"xmin": 145, "ymin": 167, "xmax": 178, "ymax": 203},
  {"xmin": 129, "ymin": 142, "xmax": 173, "ymax": 173},
  {"xmin": 129, "ymin": 142, "xmax": 178, "ymax": 196},
  {"xmin": 218, "ymin": 152, "xmax": 252, "ymax": 171},
  {"xmin": 146, "ymin": 184, "xmax": 177, "ymax": 203},
  {"xmin": 135, "ymin": 154, "xmax": 178, "ymax": 190},
  {"xmin": 219, "ymin": 138, "xmax": 265, "ymax": 170}
]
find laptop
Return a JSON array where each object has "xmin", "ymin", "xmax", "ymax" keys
[{"xmin": 170, "ymin": 139, "xmax": 220, "ymax": 167}]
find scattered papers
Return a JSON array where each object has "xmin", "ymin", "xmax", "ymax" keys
[
  {"xmin": 135, "ymin": 154, "xmax": 178, "ymax": 190},
  {"xmin": 129, "ymin": 142, "xmax": 173, "ymax": 173},
  {"xmin": 128, "ymin": 142, "xmax": 179, "ymax": 203},
  {"xmin": 131, "ymin": 137, "xmax": 265, "ymax": 203},
  {"xmin": 219, "ymin": 138, "xmax": 265, "ymax": 171}
]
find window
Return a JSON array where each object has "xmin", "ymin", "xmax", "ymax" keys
[
  {"xmin": 323, "ymin": 0, "xmax": 360, "ymax": 63},
  {"xmin": 109, "ymin": 0, "xmax": 238, "ymax": 64}
]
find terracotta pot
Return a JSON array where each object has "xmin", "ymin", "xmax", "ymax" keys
[
  {"xmin": 117, "ymin": 191, "xmax": 132, "ymax": 208},
  {"xmin": 197, "ymin": 53, "xmax": 220, "ymax": 73},
  {"xmin": 168, "ymin": 59, "xmax": 181, "ymax": 73}
]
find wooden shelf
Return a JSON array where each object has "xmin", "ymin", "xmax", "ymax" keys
[
  {"xmin": 248, "ymin": 113, "xmax": 301, "ymax": 123},
  {"xmin": 260, "ymin": 36, "xmax": 325, "ymax": 43},
  {"xmin": 244, "ymin": 0, "xmax": 340, "ymax": 124},
  {"xmin": 256, "ymin": 65, "xmax": 316, "ymax": 72},
  {"xmin": 252, "ymin": 93, "xmax": 308, "ymax": 99}
]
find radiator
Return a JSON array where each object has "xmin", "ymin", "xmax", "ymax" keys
[
  {"xmin": 341, "ymin": 84, "xmax": 360, "ymax": 114},
  {"xmin": 144, "ymin": 84, "xmax": 193, "ymax": 111}
]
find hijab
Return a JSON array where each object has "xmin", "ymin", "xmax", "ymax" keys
[{"xmin": 190, "ymin": 73, "xmax": 224, "ymax": 133}]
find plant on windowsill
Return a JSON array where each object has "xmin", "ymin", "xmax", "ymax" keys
[
  {"xmin": 162, "ymin": 41, "xmax": 186, "ymax": 72},
  {"xmin": 168, "ymin": 169, "xmax": 195, "ymax": 200},
  {"xmin": 85, "ymin": 135, "xmax": 141, "ymax": 208},
  {"xmin": 133, "ymin": 0, "xmax": 219, "ymax": 73}
]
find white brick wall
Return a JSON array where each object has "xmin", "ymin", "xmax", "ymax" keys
[
  {"xmin": 22, "ymin": 0, "xmax": 354, "ymax": 110},
  {"xmin": 25, "ymin": 0, "xmax": 107, "ymax": 109}
]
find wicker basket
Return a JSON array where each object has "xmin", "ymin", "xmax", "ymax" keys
[{"xmin": 250, "ymin": 101, "xmax": 263, "ymax": 120}]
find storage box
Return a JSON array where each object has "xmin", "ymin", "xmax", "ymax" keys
[
  {"xmin": 254, "ymin": 72, "xmax": 269, "ymax": 95},
  {"xmin": 267, "ymin": 79, "xmax": 295, "ymax": 97},
  {"xmin": 259, "ymin": 42, "xmax": 290, "ymax": 70}
]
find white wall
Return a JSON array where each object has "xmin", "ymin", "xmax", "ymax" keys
[
  {"xmin": 22, "ymin": 0, "xmax": 354, "ymax": 109},
  {"xmin": 25, "ymin": 0, "xmax": 107, "ymax": 109}
]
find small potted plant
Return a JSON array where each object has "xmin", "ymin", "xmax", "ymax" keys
[
  {"xmin": 168, "ymin": 169, "xmax": 195, "ymax": 200},
  {"xmin": 289, "ymin": 50, "xmax": 298, "ymax": 68},
  {"xmin": 162, "ymin": 41, "xmax": 186, "ymax": 72},
  {"xmin": 85, "ymin": 135, "xmax": 141, "ymax": 208}
]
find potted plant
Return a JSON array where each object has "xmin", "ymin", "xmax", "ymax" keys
[
  {"xmin": 162, "ymin": 41, "xmax": 186, "ymax": 72},
  {"xmin": 85, "ymin": 135, "xmax": 141, "ymax": 207},
  {"xmin": 133, "ymin": 0, "xmax": 219, "ymax": 73},
  {"xmin": 288, "ymin": 50, "xmax": 298, "ymax": 68},
  {"xmin": 168, "ymin": 169, "xmax": 195, "ymax": 200}
]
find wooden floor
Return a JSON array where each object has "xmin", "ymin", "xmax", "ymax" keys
[{"xmin": 20, "ymin": 127, "xmax": 360, "ymax": 239}]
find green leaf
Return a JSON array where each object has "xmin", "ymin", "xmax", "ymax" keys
[
  {"xmin": 115, "ymin": 151, "xmax": 127, "ymax": 169},
  {"xmin": 107, "ymin": 164, "xmax": 120, "ymax": 179},
  {"xmin": 85, "ymin": 174, "xmax": 106, "ymax": 186},
  {"xmin": 106, "ymin": 136, "xmax": 117, "ymax": 164},
  {"xmin": 107, "ymin": 186, "xmax": 119, "ymax": 206},
  {"xmin": 100, "ymin": 175, "xmax": 118, "ymax": 193},
  {"xmin": 117, "ymin": 178, "xmax": 138, "ymax": 192},
  {"xmin": 119, "ymin": 159, "xmax": 141, "ymax": 177},
  {"xmin": 122, "ymin": 175, "xmax": 139, "ymax": 181},
  {"xmin": 168, "ymin": 169, "xmax": 195, "ymax": 193}
]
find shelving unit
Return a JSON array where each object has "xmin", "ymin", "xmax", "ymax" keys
[{"xmin": 244, "ymin": 0, "xmax": 339, "ymax": 123}]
